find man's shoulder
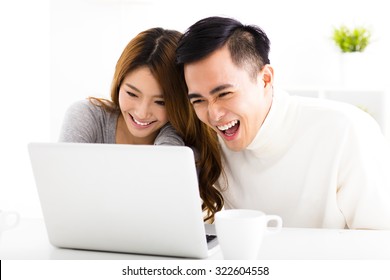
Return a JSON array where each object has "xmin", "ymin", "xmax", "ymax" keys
[{"xmin": 291, "ymin": 93, "xmax": 369, "ymax": 120}]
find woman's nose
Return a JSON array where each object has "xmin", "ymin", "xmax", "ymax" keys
[{"xmin": 135, "ymin": 101, "xmax": 151, "ymax": 119}]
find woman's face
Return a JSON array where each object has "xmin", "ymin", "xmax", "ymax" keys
[{"xmin": 118, "ymin": 67, "xmax": 168, "ymax": 144}]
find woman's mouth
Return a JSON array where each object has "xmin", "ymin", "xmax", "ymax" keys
[
  {"xmin": 217, "ymin": 120, "xmax": 240, "ymax": 137},
  {"xmin": 130, "ymin": 114, "xmax": 155, "ymax": 127}
]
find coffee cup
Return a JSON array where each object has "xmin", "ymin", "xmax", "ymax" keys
[{"xmin": 215, "ymin": 209, "xmax": 282, "ymax": 260}]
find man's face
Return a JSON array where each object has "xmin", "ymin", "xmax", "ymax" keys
[{"xmin": 184, "ymin": 46, "xmax": 274, "ymax": 151}]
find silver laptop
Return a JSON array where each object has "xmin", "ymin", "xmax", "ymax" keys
[{"xmin": 28, "ymin": 142, "xmax": 219, "ymax": 259}]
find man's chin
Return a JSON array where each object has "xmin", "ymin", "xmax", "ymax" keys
[{"xmin": 220, "ymin": 137, "xmax": 245, "ymax": 152}]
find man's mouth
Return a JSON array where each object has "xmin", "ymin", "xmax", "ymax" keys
[{"xmin": 217, "ymin": 120, "xmax": 240, "ymax": 137}]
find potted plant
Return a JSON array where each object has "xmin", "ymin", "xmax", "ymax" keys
[
  {"xmin": 332, "ymin": 25, "xmax": 371, "ymax": 53},
  {"xmin": 332, "ymin": 25, "xmax": 372, "ymax": 88}
]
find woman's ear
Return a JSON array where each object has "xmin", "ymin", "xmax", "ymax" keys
[{"xmin": 261, "ymin": 65, "xmax": 274, "ymax": 88}]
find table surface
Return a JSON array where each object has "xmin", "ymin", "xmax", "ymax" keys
[{"xmin": 1, "ymin": 218, "xmax": 390, "ymax": 260}]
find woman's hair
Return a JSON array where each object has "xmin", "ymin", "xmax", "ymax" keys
[{"xmin": 90, "ymin": 27, "xmax": 224, "ymax": 222}]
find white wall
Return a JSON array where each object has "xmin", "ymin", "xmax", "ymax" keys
[
  {"xmin": 1, "ymin": 0, "xmax": 50, "ymax": 218},
  {"xmin": 2, "ymin": 0, "xmax": 390, "ymax": 218}
]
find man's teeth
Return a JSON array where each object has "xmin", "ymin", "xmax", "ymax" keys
[
  {"xmin": 133, "ymin": 117, "xmax": 152, "ymax": 126},
  {"xmin": 217, "ymin": 120, "xmax": 238, "ymax": 131}
]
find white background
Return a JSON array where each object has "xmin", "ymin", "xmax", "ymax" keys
[{"xmin": 1, "ymin": 0, "xmax": 390, "ymax": 218}]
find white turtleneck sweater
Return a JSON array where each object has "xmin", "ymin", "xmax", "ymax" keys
[{"xmin": 217, "ymin": 89, "xmax": 390, "ymax": 229}]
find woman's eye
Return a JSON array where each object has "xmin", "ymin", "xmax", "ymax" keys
[
  {"xmin": 126, "ymin": 91, "xmax": 137, "ymax": 97},
  {"xmin": 155, "ymin": 100, "xmax": 165, "ymax": 106}
]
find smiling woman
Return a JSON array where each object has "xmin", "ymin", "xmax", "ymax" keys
[
  {"xmin": 59, "ymin": 28, "xmax": 185, "ymax": 146},
  {"xmin": 116, "ymin": 67, "xmax": 169, "ymax": 144}
]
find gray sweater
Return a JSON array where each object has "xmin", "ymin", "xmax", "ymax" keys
[{"xmin": 58, "ymin": 99, "xmax": 184, "ymax": 146}]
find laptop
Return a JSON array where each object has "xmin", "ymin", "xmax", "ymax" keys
[{"xmin": 28, "ymin": 142, "xmax": 219, "ymax": 259}]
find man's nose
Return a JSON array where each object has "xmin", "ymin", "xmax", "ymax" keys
[{"xmin": 208, "ymin": 102, "xmax": 225, "ymax": 122}]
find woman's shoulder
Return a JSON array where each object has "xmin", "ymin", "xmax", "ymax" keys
[
  {"xmin": 154, "ymin": 123, "xmax": 185, "ymax": 146},
  {"xmin": 60, "ymin": 98, "xmax": 118, "ymax": 143},
  {"xmin": 66, "ymin": 98, "xmax": 117, "ymax": 117},
  {"xmin": 65, "ymin": 99, "xmax": 95, "ymax": 114}
]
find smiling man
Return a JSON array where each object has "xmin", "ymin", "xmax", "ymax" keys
[
  {"xmin": 176, "ymin": 16, "xmax": 390, "ymax": 229},
  {"xmin": 185, "ymin": 45, "xmax": 273, "ymax": 152}
]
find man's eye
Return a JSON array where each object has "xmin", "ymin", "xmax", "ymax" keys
[
  {"xmin": 219, "ymin": 92, "xmax": 231, "ymax": 98},
  {"xmin": 191, "ymin": 99, "xmax": 204, "ymax": 105}
]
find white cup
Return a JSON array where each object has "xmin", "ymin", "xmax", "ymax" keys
[
  {"xmin": 0, "ymin": 210, "xmax": 20, "ymax": 232},
  {"xmin": 215, "ymin": 209, "xmax": 282, "ymax": 260}
]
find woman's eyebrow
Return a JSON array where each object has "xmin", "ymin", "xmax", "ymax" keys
[
  {"xmin": 124, "ymin": 83, "xmax": 142, "ymax": 93},
  {"xmin": 125, "ymin": 83, "xmax": 163, "ymax": 98}
]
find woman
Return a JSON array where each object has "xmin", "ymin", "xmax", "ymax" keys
[{"xmin": 59, "ymin": 27, "xmax": 223, "ymax": 222}]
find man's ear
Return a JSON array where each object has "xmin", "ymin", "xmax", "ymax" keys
[{"xmin": 261, "ymin": 65, "xmax": 274, "ymax": 88}]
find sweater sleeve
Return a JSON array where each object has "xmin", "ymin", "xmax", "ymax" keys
[
  {"xmin": 337, "ymin": 110, "xmax": 390, "ymax": 229},
  {"xmin": 153, "ymin": 123, "xmax": 185, "ymax": 146},
  {"xmin": 58, "ymin": 100, "xmax": 100, "ymax": 143}
]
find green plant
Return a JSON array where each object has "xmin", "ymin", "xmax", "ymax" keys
[{"xmin": 332, "ymin": 25, "xmax": 371, "ymax": 52}]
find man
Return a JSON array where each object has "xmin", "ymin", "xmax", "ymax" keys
[{"xmin": 176, "ymin": 16, "xmax": 390, "ymax": 229}]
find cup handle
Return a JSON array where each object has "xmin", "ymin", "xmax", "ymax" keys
[
  {"xmin": 3, "ymin": 211, "xmax": 20, "ymax": 230},
  {"xmin": 265, "ymin": 215, "xmax": 283, "ymax": 234}
]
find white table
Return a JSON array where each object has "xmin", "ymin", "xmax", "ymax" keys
[{"xmin": 1, "ymin": 218, "xmax": 390, "ymax": 260}]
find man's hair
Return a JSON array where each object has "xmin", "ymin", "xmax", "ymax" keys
[{"xmin": 176, "ymin": 16, "xmax": 271, "ymax": 80}]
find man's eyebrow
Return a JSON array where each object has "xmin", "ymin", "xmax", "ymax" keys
[
  {"xmin": 188, "ymin": 93, "xmax": 202, "ymax": 100},
  {"xmin": 188, "ymin": 84, "xmax": 235, "ymax": 100},
  {"xmin": 210, "ymin": 84, "xmax": 234, "ymax": 95}
]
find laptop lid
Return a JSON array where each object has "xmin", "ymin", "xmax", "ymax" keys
[{"xmin": 28, "ymin": 142, "xmax": 218, "ymax": 259}]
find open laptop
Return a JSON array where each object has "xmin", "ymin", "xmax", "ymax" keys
[{"xmin": 28, "ymin": 142, "xmax": 219, "ymax": 259}]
